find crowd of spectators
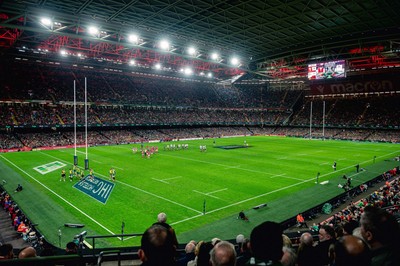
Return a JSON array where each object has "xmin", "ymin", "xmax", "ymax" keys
[{"xmin": 1, "ymin": 125, "xmax": 400, "ymax": 151}]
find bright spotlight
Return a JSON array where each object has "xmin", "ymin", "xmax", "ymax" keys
[
  {"xmin": 200, "ymin": 72, "xmax": 205, "ymax": 76},
  {"xmin": 128, "ymin": 34, "xmax": 139, "ymax": 43},
  {"xmin": 230, "ymin": 57, "xmax": 240, "ymax": 66},
  {"xmin": 159, "ymin": 40, "xmax": 170, "ymax": 50},
  {"xmin": 207, "ymin": 72, "xmax": 213, "ymax": 78},
  {"xmin": 77, "ymin": 53, "xmax": 82, "ymax": 57},
  {"xmin": 184, "ymin": 67, "xmax": 193, "ymax": 75},
  {"xmin": 155, "ymin": 63, "xmax": 162, "ymax": 69},
  {"xmin": 211, "ymin": 53, "xmax": 219, "ymax": 60},
  {"xmin": 88, "ymin": 26, "xmax": 99, "ymax": 36},
  {"xmin": 60, "ymin": 50, "xmax": 67, "ymax": 56},
  {"xmin": 40, "ymin": 18, "xmax": 52, "ymax": 27},
  {"xmin": 129, "ymin": 60, "xmax": 135, "ymax": 66},
  {"xmin": 188, "ymin": 47, "xmax": 196, "ymax": 56}
]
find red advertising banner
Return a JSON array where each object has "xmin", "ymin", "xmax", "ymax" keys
[{"xmin": 310, "ymin": 76, "xmax": 400, "ymax": 95}]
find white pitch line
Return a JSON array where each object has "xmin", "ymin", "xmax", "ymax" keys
[
  {"xmin": 76, "ymin": 150, "xmax": 86, "ymax": 155},
  {"xmin": 152, "ymin": 178, "xmax": 170, "ymax": 184},
  {"xmin": 277, "ymin": 157, "xmax": 287, "ymax": 160},
  {"xmin": 112, "ymin": 166, "xmax": 124, "ymax": 170},
  {"xmin": 207, "ymin": 188, "xmax": 228, "ymax": 195},
  {"xmin": 270, "ymin": 173, "xmax": 286, "ymax": 178},
  {"xmin": 116, "ymin": 180, "xmax": 203, "ymax": 214},
  {"xmin": 0, "ymin": 155, "xmax": 115, "ymax": 236},
  {"xmin": 160, "ymin": 153, "xmax": 300, "ymax": 181},
  {"xmin": 40, "ymin": 152, "xmax": 202, "ymax": 214},
  {"xmin": 163, "ymin": 176, "xmax": 182, "ymax": 181},
  {"xmin": 319, "ymin": 162, "xmax": 330, "ymax": 165},
  {"xmin": 224, "ymin": 165, "xmax": 241, "ymax": 170},
  {"xmin": 171, "ymin": 150, "xmax": 400, "ymax": 226},
  {"xmin": 337, "ymin": 158, "xmax": 347, "ymax": 161},
  {"xmin": 92, "ymin": 160, "xmax": 102, "ymax": 163},
  {"xmin": 193, "ymin": 190, "xmax": 220, "ymax": 199}
]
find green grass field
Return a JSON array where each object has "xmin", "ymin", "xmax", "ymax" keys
[{"xmin": 0, "ymin": 136, "xmax": 399, "ymax": 249}]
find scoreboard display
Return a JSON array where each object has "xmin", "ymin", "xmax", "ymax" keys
[{"xmin": 308, "ymin": 60, "xmax": 346, "ymax": 80}]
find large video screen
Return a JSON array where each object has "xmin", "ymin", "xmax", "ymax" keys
[{"xmin": 308, "ymin": 60, "xmax": 346, "ymax": 80}]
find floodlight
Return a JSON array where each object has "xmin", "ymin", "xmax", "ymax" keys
[
  {"xmin": 77, "ymin": 53, "xmax": 81, "ymax": 57},
  {"xmin": 128, "ymin": 34, "xmax": 139, "ymax": 43},
  {"xmin": 129, "ymin": 60, "xmax": 135, "ymax": 66},
  {"xmin": 155, "ymin": 63, "xmax": 162, "ymax": 69},
  {"xmin": 211, "ymin": 53, "xmax": 219, "ymax": 60},
  {"xmin": 88, "ymin": 26, "xmax": 99, "ymax": 36},
  {"xmin": 60, "ymin": 50, "xmax": 67, "ymax": 56},
  {"xmin": 184, "ymin": 67, "xmax": 193, "ymax": 75},
  {"xmin": 230, "ymin": 57, "xmax": 240, "ymax": 66},
  {"xmin": 200, "ymin": 72, "xmax": 205, "ymax": 76},
  {"xmin": 188, "ymin": 47, "xmax": 196, "ymax": 56},
  {"xmin": 40, "ymin": 18, "xmax": 52, "ymax": 27},
  {"xmin": 159, "ymin": 40, "xmax": 170, "ymax": 50},
  {"xmin": 207, "ymin": 72, "xmax": 213, "ymax": 78}
]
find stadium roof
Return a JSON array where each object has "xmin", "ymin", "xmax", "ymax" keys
[{"xmin": 1, "ymin": 0, "xmax": 400, "ymax": 79}]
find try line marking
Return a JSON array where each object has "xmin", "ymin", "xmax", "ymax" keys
[
  {"xmin": 41, "ymin": 152, "xmax": 202, "ymax": 215},
  {"xmin": 0, "ymin": 155, "xmax": 115, "ymax": 237},
  {"xmin": 152, "ymin": 176, "xmax": 182, "ymax": 184},
  {"xmin": 160, "ymin": 153, "xmax": 302, "ymax": 181},
  {"xmin": 193, "ymin": 188, "xmax": 228, "ymax": 199}
]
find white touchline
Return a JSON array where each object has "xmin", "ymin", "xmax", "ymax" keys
[
  {"xmin": 171, "ymin": 149, "xmax": 400, "ymax": 225},
  {"xmin": 0, "ymin": 155, "xmax": 115, "ymax": 236},
  {"xmin": 14, "ymin": 148, "xmax": 400, "ymax": 229},
  {"xmin": 163, "ymin": 176, "xmax": 182, "ymax": 181},
  {"xmin": 152, "ymin": 178, "xmax": 170, "ymax": 184},
  {"xmin": 118, "ymin": 180, "xmax": 203, "ymax": 214},
  {"xmin": 192, "ymin": 190, "xmax": 220, "ymax": 199},
  {"xmin": 207, "ymin": 188, "xmax": 228, "ymax": 195},
  {"xmin": 160, "ymin": 153, "xmax": 300, "ymax": 180},
  {"xmin": 40, "ymin": 152, "xmax": 203, "ymax": 215}
]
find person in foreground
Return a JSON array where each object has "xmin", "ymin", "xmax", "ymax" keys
[
  {"xmin": 248, "ymin": 221, "xmax": 283, "ymax": 265},
  {"xmin": 209, "ymin": 240, "xmax": 237, "ymax": 266},
  {"xmin": 359, "ymin": 205, "xmax": 400, "ymax": 266},
  {"xmin": 138, "ymin": 224, "xmax": 176, "ymax": 266}
]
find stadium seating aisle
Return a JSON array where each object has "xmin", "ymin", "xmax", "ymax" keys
[{"xmin": 0, "ymin": 203, "xmax": 28, "ymax": 250}]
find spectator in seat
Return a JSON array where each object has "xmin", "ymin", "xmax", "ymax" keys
[
  {"xmin": 18, "ymin": 246, "xmax": 37, "ymax": 259},
  {"xmin": 360, "ymin": 205, "xmax": 400, "ymax": 266},
  {"xmin": 138, "ymin": 224, "xmax": 176, "ymax": 266},
  {"xmin": 296, "ymin": 232, "xmax": 317, "ymax": 266},
  {"xmin": 0, "ymin": 243, "xmax": 14, "ymax": 260},
  {"xmin": 177, "ymin": 240, "xmax": 196, "ymax": 266},
  {"xmin": 296, "ymin": 213, "xmax": 308, "ymax": 228},
  {"xmin": 153, "ymin": 212, "xmax": 178, "ymax": 247},
  {"xmin": 236, "ymin": 238, "xmax": 251, "ymax": 266},
  {"xmin": 249, "ymin": 221, "xmax": 283, "ymax": 265},
  {"xmin": 333, "ymin": 235, "xmax": 371, "ymax": 266},
  {"xmin": 314, "ymin": 224, "xmax": 336, "ymax": 265},
  {"xmin": 65, "ymin": 241, "xmax": 78, "ymax": 254},
  {"xmin": 209, "ymin": 240, "xmax": 237, "ymax": 266}
]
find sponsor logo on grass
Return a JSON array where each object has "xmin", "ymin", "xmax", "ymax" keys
[
  {"xmin": 33, "ymin": 161, "xmax": 67, "ymax": 175},
  {"xmin": 74, "ymin": 176, "xmax": 114, "ymax": 204}
]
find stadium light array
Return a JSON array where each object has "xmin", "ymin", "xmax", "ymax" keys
[
  {"xmin": 210, "ymin": 52, "xmax": 219, "ymax": 61},
  {"xmin": 159, "ymin": 40, "xmax": 170, "ymax": 51},
  {"xmin": 88, "ymin": 26, "xmax": 99, "ymax": 36},
  {"xmin": 40, "ymin": 17, "xmax": 52, "ymax": 27},
  {"xmin": 184, "ymin": 67, "xmax": 193, "ymax": 75},
  {"xmin": 155, "ymin": 63, "xmax": 162, "ymax": 69},
  {"xmin": 207, "ymin": 72, "xmax": 213, "ymax": 78},
  {"xmin": 187, "ymin": 47, "xmax": 197, "ymax": 56},
  {"xmin": 128, "ymin": 34, "xmax": 139, "ymax": 44},
  {"xmin": 230, "ymin": 57, "xmax": 240, "ymax": 66},
  {"xmin": 129, "ymin": 59, "xmax": 136, "ymax": 66},
  {"xmin": 60, "ymin": 50, "xmax": 67, "ymax": 56}
]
